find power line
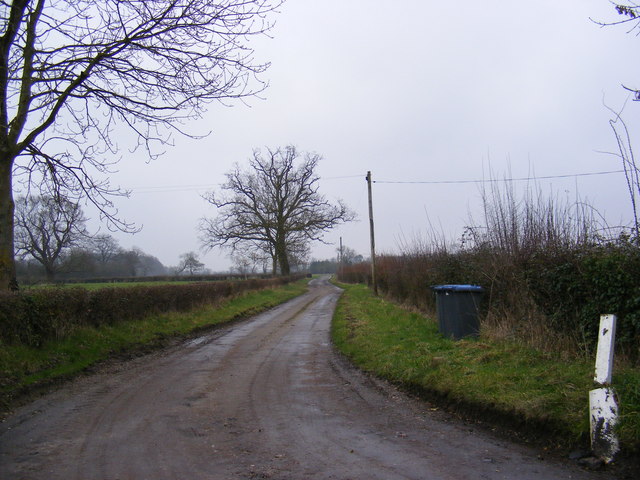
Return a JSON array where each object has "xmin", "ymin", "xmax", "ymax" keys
[
  {"xmin": 129, "ymin": 183, "xmax": 216, "ymax": 194},
  {"xmin": 373, "ymin": 169, "xmax": 625, "ymax": 185},
  {"xmin": 126, "ymin": 169, "xmax": 624, "ymax": 193},
  {"xmin": 322, "ymin": 174, "xmax": 364, "ymax": 180},
  {"xmin": 129, "ymin": 174, "xmax": 364, "ymax": 194}
]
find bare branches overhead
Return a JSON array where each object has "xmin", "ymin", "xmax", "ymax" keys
[
  {"xmin": 4, "ymin": 0, "xmax": 280, "ymax": 185},
  {"xmin": 0, "ymin": 0, "xmax": 281, "ymax": 289},
  {"xmin": 593, "ymin": 3, "xmax": 640, "ymax": 98}
]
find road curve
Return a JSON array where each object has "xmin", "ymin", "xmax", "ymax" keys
[{"xmin": 1, "ymin": 276, "xmax": 610, "ymax": 479}]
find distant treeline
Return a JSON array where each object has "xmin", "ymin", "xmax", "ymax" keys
[
  {"xmin": 309, "ymin": 259, "xmax": 338, "ymax": 274},
  {"xmin": 16, "ymin": 247, "xmax": 168, "ymax": 284},
  {"xmin": 309, "ymin": 247, "xmax": 366, "ymax": 274}
]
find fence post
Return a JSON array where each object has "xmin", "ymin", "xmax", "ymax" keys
[{"xmin": 589, "ymin": 314, "xmax": 619, "ymax": 463}]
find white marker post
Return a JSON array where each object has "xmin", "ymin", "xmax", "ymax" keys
[
  {"xmin": 589, "ymin": 314, "xmax": 619, "ymax": 463},
  {"xmin": 594, "ymin": 314, "xmax": 616, "ymax": 385}
]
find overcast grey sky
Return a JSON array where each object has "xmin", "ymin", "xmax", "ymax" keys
[{"xmin": 99, "ymin": 1, "xmax": 640, "ymax": 271}]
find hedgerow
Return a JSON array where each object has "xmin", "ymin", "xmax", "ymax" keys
[
  {"xmin": 339, "ymin": 180, "xmax": 640, "ymax": 364},
  {"xmin": 0, "ymin": 276, "xmax": 303, "ymax": 347},
  {"xmin": 339, "ymin": 242, "xmax": 640, "ymax": 364}
]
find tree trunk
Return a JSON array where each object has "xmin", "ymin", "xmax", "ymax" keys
[
  {"xmin": 0, "ymin": 158, "xmax": 17, "ymax": 290},
  {"xmin": 44, "ymin": 264, "xmax": 55, "ymax": 283},
  {"xmin": 279, "ymin": 256, "xmax": 290, "ymax": 276},
  {"xmin": 276, "ymin": 240, "xmax": 290, "ymax": 276}
]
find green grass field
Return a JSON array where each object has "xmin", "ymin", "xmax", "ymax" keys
[{"xmin": 331, "ymin": 282, "xmax": 640, "ymax": 453}]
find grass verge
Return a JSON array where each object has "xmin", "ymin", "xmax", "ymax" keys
[
  {"xmin": 331, "ymin": 282, "xmax": 640, "ymax": 454},
  {"xmin": 0, "ymin": 279, "xmax": 309, "ymax": 414}
]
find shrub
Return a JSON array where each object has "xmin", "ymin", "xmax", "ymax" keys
[
  {"xmin": 525, "ymin": 243, "xmax": 640, "ymax": 360},
  {"xmin": 339, "ymin": 244, "xmax": 640, "ymax": 364},
  {"xmin": 338, "ymin": 179, "xmax": 640, "ymax": 364},
  {"xmin": 0, "ymin": 275, "xmax": 303, "ymax": 347}
]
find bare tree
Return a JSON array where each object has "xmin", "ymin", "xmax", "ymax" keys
[
  {"xmin": 0, "ymin": 1, "xmax": 281, "ymax": 289},
  {"xmin": 200, "ymin": 146, "xmax": 356, "ymax": 275},
  {"xmin": 338, "ymin": 245, "xmax": 363, "ymax": 265},
  {"xmin": 591, "ymin": 5, "xmax": 640, "ymax": 237},
  {"xmin": 117, "ymin": 247, "xmax": 143, "ymax": 277},
  {"xmin": 231, "ymin": 252, "xmax": 255, "ymax": 277},
  {"xmin": 239, "ymin": 232, "xmax": 309, "ymax": 274},
  {"xmin": 231, "ymin": 246, "xmax": 270, "ymax": 275},
  {"xmin": 284, "ymin": 235, "xmax": 311, "ymax": 272},
  {"xmin": 593, "ymin": 3, "xmax": 640, "ymax": 98},
  {"xmin": 14, "ymin": 195, "xmax": 88, "ymax": 281},
  {"xmin": 604, "ymin": 106, "xmax": 640, "ymax": 239},
  {"xmin": 177, "ymin": 251, "xmax": 205, "ymax": 276},
  {"xmin": 59, "ymin": 247, "xmax": 97, "ymax": 278},
  {"xmin": 90, "ymin": 234, "xmax": 122, "ymax": 266}
]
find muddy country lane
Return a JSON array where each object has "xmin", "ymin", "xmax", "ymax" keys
[{"xmin": 0, "ymin": 277, "xmax": 611, "ymax": 479}]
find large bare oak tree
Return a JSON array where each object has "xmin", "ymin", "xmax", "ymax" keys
[
  {"xmin": 0, "ymin": 0, "xmax": 281, "ymax": 289},
  {"xmin": 14, "ymin": 194, "xmax": 88, "ymax": 281},
  {"xmin": 200, "ymin": 146, "xmax": 356, "ymax": 275}
]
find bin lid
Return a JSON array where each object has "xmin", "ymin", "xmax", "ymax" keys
[{"xmin": 431, "ymin": 284, "xmax": 484, "ymax": 292}]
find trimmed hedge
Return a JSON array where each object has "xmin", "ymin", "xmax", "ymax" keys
[
  {"xmin": 339, "ymin": 244, "xmax": 640, "ymax": 363},
  {"xmin": 0, "ymin": 276, "xmax": 303, "ymax": 347},
  {"xmin": 525, "ymin": 244, "xmax": 640, "ymax": 358},
  {"xmin": 43, "ymin": 273, "xmax": 275, "ymax": 286}
]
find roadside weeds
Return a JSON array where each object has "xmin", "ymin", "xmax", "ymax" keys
[{"xmin": 330, "ymin": 281, "xmax": 640, "ymax": 472}]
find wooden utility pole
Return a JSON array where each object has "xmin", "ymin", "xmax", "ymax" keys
[
  {"xmin": 339, "ymin": 236, "xmax": 343, "ymax": 277},
  {"xmin": 366, "ymin": 171, "xmax": 378, "ymax": 295}
]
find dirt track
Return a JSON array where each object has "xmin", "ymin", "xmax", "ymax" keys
[{"xmin": 0, "ymin": 276, "xmax": 615, "ymax": 479}]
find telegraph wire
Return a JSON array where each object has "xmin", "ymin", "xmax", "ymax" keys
[
  {"xmin": 126, "ymin": 170, "xmax": 624, "ymax": 194},
  {"xmin": 373, "ymin": 169, "xmax": 625, "ymax": 185},
  {"xmin": 322, "ymin": 174, "xmax": 364, "ymax": 180},
  {"xmin": 129, "ymin": 183, "xmax": 216, "ymax": 194},
  {"xmin": 128, "ymin": 175, "xmax": 364, "ymax": 194}
]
